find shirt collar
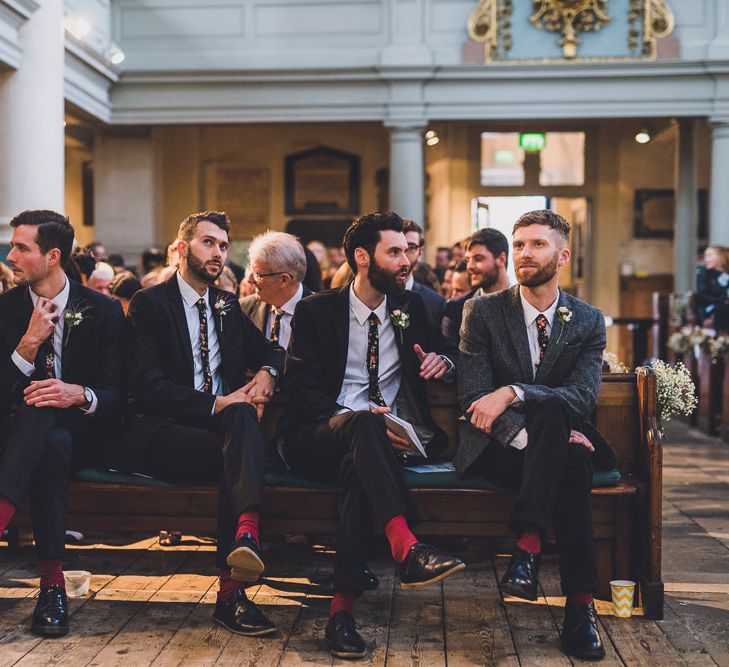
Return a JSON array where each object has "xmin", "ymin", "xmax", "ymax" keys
[
  {"xmin": 177, "ymin": 271, "xmax": 208, "ymax": 308},
  {"xmin": 519, "ymin": 287, "xmax": 559, "ymax": 328},
  {"xmin": 349, "ymin": 283, "xmax": 388, "ymax": 326},
  {"xmin": 278, "ymin": 282, "xmax": 304, "ymax": 317},
  {"xmin": 405, "ymin": 274, "xmax": 415, "ymax": 291},
  {"xmin": 30, "ymin": 276, "xmax": 70, "ymax": 311}
]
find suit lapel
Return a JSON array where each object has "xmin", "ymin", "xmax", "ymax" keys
[
  {"xmin": 166, "ymin": 277, "xmax": 195, "ymax": 381},
  {"xmin": 503, "ymin": 286, "xmax": 533, "ymax": 382},
  {"xmin": 60, "ymin": 281, "xmax": 83, "ymax": 378},
  {"xmin": 333, "ymin": 287, "xmax": 351, "ymax": 380},
  {"xmin": 256, "ymin": 301, "xmax": 271, "ymax": 336},
  {"xmin": 534, "ymin": 289, "xmax": 572, "ymax": 383}
]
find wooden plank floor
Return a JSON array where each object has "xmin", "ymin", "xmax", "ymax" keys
[{"xmin": 1, "ymin": 420, "xmax": 728, "ymax": 666}]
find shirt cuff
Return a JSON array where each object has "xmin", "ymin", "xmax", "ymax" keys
[
  {"xmin": 11, "ymin": 350, "xmax": 35, "ymax": 377},
  {"xmin": 440, "ymin": 355, "xmax": 456, "ymax": 380},
  {"xmin": 80, "ymin": 389, "xmax": 98, "ymax": 416},
  {"xmin": 510, "ymin": 428, "xmax": 528, "ymax": 450},
  {"xmin": 211, "ymin": 397, "xmax": 218, "ymax": 417},
  {"xmin": 509, "ymin": 384, "xmax": 525, "ymax": 404}
]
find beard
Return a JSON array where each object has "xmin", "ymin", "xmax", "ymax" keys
[
  {"xmin": 517, "ymin": 252, "xmax": 559, "ymax": 288},
  {"xmin": 471, "ymin": 264, "xmax": 500, "ymax": 291},
  {"xmin": 369, "ymin": 256, "xmax": 407, "ymax": 296},
  {"xmin": 187, "ymin": 247, "xmax": 224, "ymax": 285}
]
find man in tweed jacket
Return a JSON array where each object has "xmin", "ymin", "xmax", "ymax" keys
[{"xmin": 456, "ymin": 209, "xmax": 609, "ymax": 661}]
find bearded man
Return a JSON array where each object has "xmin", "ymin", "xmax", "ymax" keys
[
  {"xmin": 280, "ymin": 211, "xmax": 465, "ymax": 659},
  {"xmin": 124, "ymin": 211, "xmax": 284, "ymax": 637},
  {"xmin": 442, "ymin": 228, "xmax": 511, "ymax": 351},
  {"xmin": 456, "ymin": 209, "xmax": 616, "ymax": 661}
]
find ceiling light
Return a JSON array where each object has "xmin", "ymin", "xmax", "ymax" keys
[
  {"xmin": 425, "ymin": 130, "xmax": 436, "ymax": 140},
  {"xmin": 109, "ymin": 43, "xmax": 126, "ymax": 65},
  {"xmin": 65, "ymin": 15, "xmax": 92, "ymax": 40},
  {"xmin": 635, "ymin": 130, "xmax": 651, "ymax": 144},
  {"xmin": 426, "ymin": 136, "xmax": 440, "ymax": 146}
]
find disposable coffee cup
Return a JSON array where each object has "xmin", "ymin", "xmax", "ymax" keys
[
  {"xmin": 610, "ymin": 579, "xmax": 635, "ymax": 618},
  {"xmin": 64, "ymin": 570, "xmax": 91, "ymax": 598}
]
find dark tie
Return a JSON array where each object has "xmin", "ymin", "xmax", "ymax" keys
[
  {"xmin": 367, "ymin": 312, "xmax": 386, "ymax": 407},
  {"xmin": 536, "ymin": 314, "xmax": 549, "ymax": 362},
  {"xmin": 195, "ymin": 298, "xmax": 213, "ymax": 394},
  {"xmin": 270, "ymin": 308, "xmax": 283, "ymax": 344},
  {"xmin": 38, "ymin": 334, "xmax": 56, "ymax": 380}
]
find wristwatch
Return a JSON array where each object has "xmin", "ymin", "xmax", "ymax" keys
[
  {"xmin": 261, "ymin": 366, "xmax": 279, "ymax": 382},
  {"xmin": 82, "ymin": 386, "xmax": 93, "ymax": 410}
]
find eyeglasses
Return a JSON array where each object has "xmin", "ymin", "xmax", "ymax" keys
[
  {"xmin": 249, "ymin": 271, "xmax": 289, "ymax": 284},
  {"xmin": 406, "ymin": 243, "xmax": 424, "ymax": 253}
]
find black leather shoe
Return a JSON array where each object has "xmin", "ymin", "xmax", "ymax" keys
[
  {"xmin": 226, "ymin": 533, "xmax": 265, "ymax": 582},
  {"xmin": 213, "ymin": 588, "xmax": 276, "ymax": 637},
  {"xmin": 498, "ymin": 548, "xmax": 541, "ymax": 602},
  {"xmin": 31, "ymin": 584, "xmax": 69, "ymax": 637},
  {"xmin": 325, "ymin": 611, "xmax": 367, "ymax": 659},
  {"xmin": 397, "ymin": 543, "xmax": 465, "ymax": 589},
  {"xmin": 561, "ymin": 601, "xmax": 605, "ymax": 661},
  {"xmin": 363, "ymin": 566, "xmax": 379, "ymax": 591}
]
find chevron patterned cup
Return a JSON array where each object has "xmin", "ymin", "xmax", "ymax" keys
[{"xmin": 610, "ymin": 579, "xmax": 636, "ymax": 618}]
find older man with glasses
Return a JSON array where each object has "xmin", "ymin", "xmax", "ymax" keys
[{"xmin": 240, "ymin": 231, "xmax": 312, "ymax": 350}]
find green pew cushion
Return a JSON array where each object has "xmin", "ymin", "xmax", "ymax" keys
[{"xmin": 76, "ymin": 466, "xmax": 621, "ymax": 491}]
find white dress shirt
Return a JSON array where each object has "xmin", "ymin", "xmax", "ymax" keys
[
  {"xmin": 176, "ymin": 272, "xmax": 223, "ymax": 397},
  {"xmin": 264, "ymin": 282, "xmax": 304, "ymax": 350},
  {"xmin": 336, "ymin": 284, "xmax": 401, "ymax": 412},
  {"xmin": 11, "ymin": 278, "xmax": 98, "ymax": 414},
  {"xmin": 508, "ymin": 288, "xmax": 559, "ymax": 450}
]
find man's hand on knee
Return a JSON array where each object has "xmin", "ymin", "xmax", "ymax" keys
[
  {"xmin": 24, "ymin": 379, "xmax": 85, "ymax": 409},
  {"xmin": 466, "ymin": 386, "xmax": 516, "ymax": 433},
  {"xmin": 569, "ymin": 430, "xmax": 595, "ymax": 452}
]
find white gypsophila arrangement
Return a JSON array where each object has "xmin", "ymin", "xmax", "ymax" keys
[
  {"xmin": 709, "ymin": 335, "xmax": 729, "ymax": 360},
  {"xmin": 668, "ymin": 330, "xmax": 690, "ymax": 355},
  {"xmin": 688, "ymin": 326, "xmax": 713, "ymax": 348},
  {"xmin": 652, "ymin": 359, "xmax": 698, "ymax": 437},
  {"xmin": 670, "ymin": 293, "xmax": 690, "ymax": 326},
  {"xmin": 602, "ymin": 351, "xmax": 630, "ymax": 374}
]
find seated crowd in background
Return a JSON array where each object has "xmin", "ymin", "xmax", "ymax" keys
[{"xmin": 696, "ymin": 244, "xmax": 729, "ymax": 333}]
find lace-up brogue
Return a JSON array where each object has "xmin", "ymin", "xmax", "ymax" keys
[
  {"xmin": 498, "ymin": 548, "xmax": 541, "ymax": 601},
  {"xmin": 397, "ymin": 543, "xmax": 465, "ymax": 589},
  {"xmin": 561, "ymin": 601, "xmax": 605, "ymax": 661},
  {"xmin": 325, "ymin": 611, "xmax": 367, "ymax": 658},
  {"xmin": 213, "ymin": 588, "xmax": 276, "ymax": 636},
  {"xmin": 226, "ymin": 533, "xmax": 265, "ymax": 582},
  {"xmin": 31, "ymin": 584, "xmax": 69, "ymax": 637}
]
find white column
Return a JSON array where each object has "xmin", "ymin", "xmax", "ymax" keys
[
  {"xmin": 710, "ymin": 120, "xmax": 729, "ymax": 246},
  {"xmin": 0, "ymin": 0, "xmax": 65, "ymax": 242},
  {"xmin": 673, "ymin": 119, "xmax": 698, "ymax": 295},
  {"xmin": 388, "ymin": 124, "xmax": 425, "ymax": 223}
]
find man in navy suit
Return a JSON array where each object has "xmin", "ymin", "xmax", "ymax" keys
[{"xmin": 402, "ymin": 220, "xmax": 446, "ymax": 328}]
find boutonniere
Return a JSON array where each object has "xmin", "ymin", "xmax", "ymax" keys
[
  {"xmin": 390, "ymin": 308, "xmax": 410, "ymax": 344},
  {"xmin": 62, "ymin": 303, "xmax": 89, "ymax": 347},
  {"xmin": 214, "ymin": 297, "xmax": 232, "ymax": 331},
  {"xmin": 555, "ymin": 306, "xmax": 573, "ymax": 344}
]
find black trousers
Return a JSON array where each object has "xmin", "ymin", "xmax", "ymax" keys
[
  {"xmin": 469, "ymin": 396, "xmax": 598, "ymax": 595},
  {"xmin": 142, "ymin": 402, "xmax": 265, "ymax": 569},
  {"xmin": 282, "ymin": 410, "xmax": 418, "ymax": 597},
  {"xmin": 0, "ymin": 405, "xmax": 102, "ymax": 560}
]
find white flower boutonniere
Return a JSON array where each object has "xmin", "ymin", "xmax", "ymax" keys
[
  {"xmin": 214, "ymin": 297, "xmax": 232, "ymax": 331},
  {"xmin": 389, "ymin": 309, "xmax": 410, "ymax": 344},
  {"xmin": 555, "ymin": 306, "xmax": 573, "ymax": 344},
  {"xmin": 62, "ymin": 305, "xmax": 88, "ymax": 347}
]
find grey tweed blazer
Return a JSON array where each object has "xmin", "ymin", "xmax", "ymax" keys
[{"xmin": 454, "ymin": 285, "xmax": 606, "ymax": 475}]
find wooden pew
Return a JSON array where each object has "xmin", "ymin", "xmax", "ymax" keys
[{"xmin": 7, "ymin": 370, "xmax": 664, "ymax": 619}]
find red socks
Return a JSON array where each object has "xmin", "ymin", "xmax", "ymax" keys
[
  {"xmin": 0, "ymin": 497, "xmax": 15, "ymax": 534},
  {"xmin": 218, "ymin": 568, "xmax": 240, "ymax": 603},
  {"xmin": 384, "ymin": 515, "xmax": 418, "ymax": 564},
  {"xmin": 39, "ymin": 560, "xmax": 64, "ymax": 589},
  {"xmin": 517, "ymin": 525, "xmax": 542, "ymax": 555},
  {"xmin": 329, "ymin": 591, "xmax": 355, "ymax": 618},
  {"xmin": 567, "ymin": 591, "xmax": 594, "ymax": 607},
  {"xmin": 235, "ymin": 508, "xmax": 260, "ymax": 544}
]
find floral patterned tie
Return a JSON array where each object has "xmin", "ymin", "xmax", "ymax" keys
[
  {"xmin": 270, "ymin": 309, "xmax": 283, "ymax": 344},
  {"xmin": 41, "ymin": 334, "xmax": 56, "ymax": 379},
  {"xmin": 195, "ymin": 298, "xmax": 213, "ymax": 394},
  {"xmin": 536, "ymin": 314, "xmax": 549, "ymax": 362},
  {"xmin": 367, "ymin": 312, "xmax": 386, "ymax": 407}
]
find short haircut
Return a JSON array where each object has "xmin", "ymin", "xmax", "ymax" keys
[
  {"xmin": 178, "ymin": 211, "xmax": 230, "ymax": 243},
  {"xmin": 463, "ymin": 228, "xmax": 510, "ymax": 269},
  {"xmin": 402, "ymin": 219, "xmax": 423, "ymax": 239},
  {"xmin": 109, "ymin": 271, "xmax": 142, "ymax": 300},
  {"xmin": 437, "ymin": 247, "xmax": 451, "ymax": 256},
  {"xmin": 453, "ymin": 259, "xmax": 468, "ymax": 273},
  {"xmin": 513, "ymin": 209, "xmax": 570, "ymax": 243},
  {"xmin": 343, "ymin": 211, "xmax": 404, "ymax": 274},
  {"xmin": 248, "ymin": 230, "xmax": 306, "ymax": 283},
  {"xmin": 10, "ymin": 209, "xmax": 74, "ymax": 267}
]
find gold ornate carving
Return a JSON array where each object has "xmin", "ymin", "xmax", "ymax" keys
[
  {"xmin": 629, "ymin": 0, "xmax": 674, "ymax": 57},
  {"xmin": 529, "ymin": 0, "xmax": 611, "ymax": 59},
  {"xmin": 468, "ymin": 0, "xmax": 512, "ymax": 61}
]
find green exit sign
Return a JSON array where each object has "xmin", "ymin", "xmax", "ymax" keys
[{"xmin": 519, "ymin": 133, "xmax": 546, "ymax": 152}]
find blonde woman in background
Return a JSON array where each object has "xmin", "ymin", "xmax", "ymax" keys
[{"xmin": 0, "ymin": 262, "xmax": 14, "ymax": 294}]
